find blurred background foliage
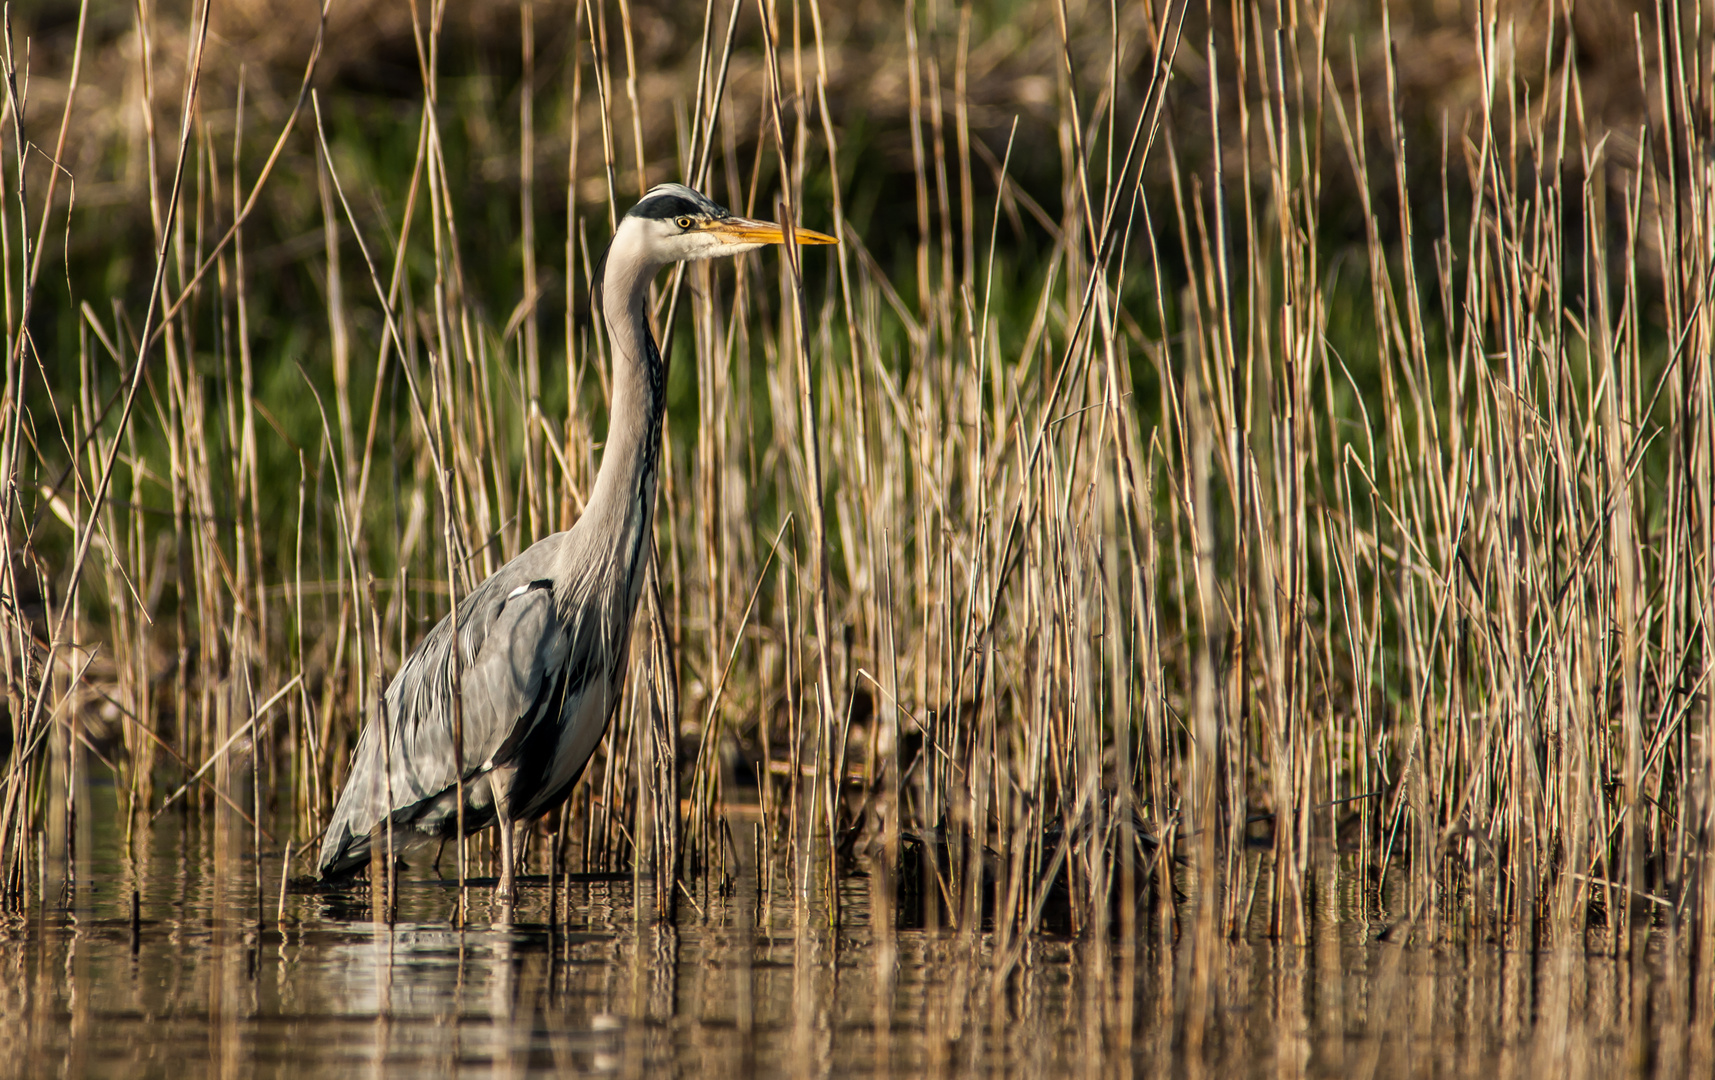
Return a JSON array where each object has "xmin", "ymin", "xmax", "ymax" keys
[{"xmin": 11, "ymin": 0, "xmax": 1664, "ymax": 525}]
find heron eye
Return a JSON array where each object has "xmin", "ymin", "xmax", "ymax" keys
[{"xmin": 676, "ymin": 216, "xmax": 694, "ymax": 230}]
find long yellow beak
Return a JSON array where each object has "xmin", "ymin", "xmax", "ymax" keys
[{"xmin": 703, "ymin": 217, "xmax": 839, "ymax": 246}]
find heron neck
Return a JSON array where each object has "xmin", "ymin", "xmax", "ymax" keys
[{"xmin": 583, "ymin": 253, "xmax": 667, "ymax": 552}]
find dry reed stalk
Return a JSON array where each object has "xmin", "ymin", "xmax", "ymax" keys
[{"xmin": 0, "ymin": 3, "xmax": 1707, "ymax": 1004}]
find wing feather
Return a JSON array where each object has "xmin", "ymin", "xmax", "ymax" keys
[{"xmin": 318, "ymin": 551, "xmax": 571, "ymax": 876}]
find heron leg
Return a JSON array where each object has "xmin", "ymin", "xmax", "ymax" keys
[{"xmin": 488, "ymin": 768, "xmax": 518, "ymax": 908}]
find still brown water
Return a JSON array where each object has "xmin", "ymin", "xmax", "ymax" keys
[{"xmin": 1, "ymin": 779, "xmax": 1706, "ymax": 1078}]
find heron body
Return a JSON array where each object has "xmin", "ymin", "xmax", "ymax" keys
[{"xmin": 318, "ymin": 185, "xmax": 835, "ymax": 893}]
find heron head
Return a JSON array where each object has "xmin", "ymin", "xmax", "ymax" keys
[{"xmin": 621, "ymin": 183, "xmax": 838, "ymax": 265}]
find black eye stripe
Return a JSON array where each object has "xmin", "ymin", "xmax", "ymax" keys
[
  {"xmin": 631, "ymin": 194, "xmax": 703, "ymax": 220},
  {"xmin": 628, "ymin": 189, "xmax": 731, "ymax": 222}
]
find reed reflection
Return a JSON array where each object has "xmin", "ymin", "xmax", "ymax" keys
[{"xmin": 0, "ymin": 787, "xmax": 1708, "ymax": 1078}]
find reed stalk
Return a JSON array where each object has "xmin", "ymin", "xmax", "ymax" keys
[{"xmin": 0, "ymin": 2, "xmax": 1707, "ymax": 984}]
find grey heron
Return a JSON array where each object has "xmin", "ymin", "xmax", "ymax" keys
[{"xmin": 317, "ymin": 184, "xmax": 836, "ymax": 900}]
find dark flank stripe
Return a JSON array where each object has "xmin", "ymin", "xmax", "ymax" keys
[
  {"xmin": 483, "ymin": 580, "xmax": 558, "ymax": 760},
  {"xmin": 505, "ymin": 648, "xmax": 575, "ymax": 808}
]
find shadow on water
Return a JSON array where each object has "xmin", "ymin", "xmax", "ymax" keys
[{"xmin": 1, "ymin": 777, "xmax": 1708, "ymax": 1079}]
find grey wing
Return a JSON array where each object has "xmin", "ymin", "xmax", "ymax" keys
[
  {"xmin": 317, "ymin": 582, "xmax": 571, "ymax": 877},
  {"xmin": 458, "ymin": 584, "xmax": 571, "ymax": 767}
]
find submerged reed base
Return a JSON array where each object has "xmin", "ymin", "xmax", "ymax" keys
[{"xmin": 4, "ymin": 784, "xmax": 1711, "ymax": 1078}]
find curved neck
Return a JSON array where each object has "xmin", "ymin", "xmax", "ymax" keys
[{"xmin": 584, "ymin": 238, "xmax": 667, "ymax": 528}]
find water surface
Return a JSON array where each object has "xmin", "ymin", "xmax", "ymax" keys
[{"xmin": 2, "ymin": 780, "xmax": 1705, "ymax": 1078}]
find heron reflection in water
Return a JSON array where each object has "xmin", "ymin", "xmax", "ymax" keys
[{"xmin": 318, "ymin": 185, "xmax": 837, "ymax": 902}]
